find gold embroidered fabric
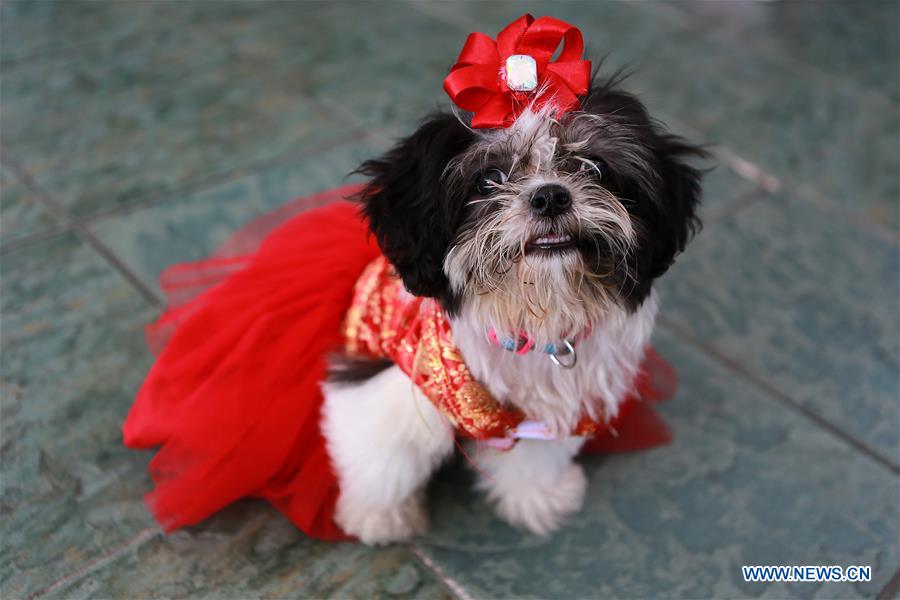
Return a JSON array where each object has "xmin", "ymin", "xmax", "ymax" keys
[{"xmin": 343, "ymin": 256, "xmax": 607, "ymax": 439}]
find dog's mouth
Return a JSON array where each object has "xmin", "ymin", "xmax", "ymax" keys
[{"xmin": 525, "ymin": 232, "xmax": 577, "ymax": 255}]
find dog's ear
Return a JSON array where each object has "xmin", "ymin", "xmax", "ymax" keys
[
  {"xmin": 580, "ymin": 73, "xmax": 706, "ymax": 281},
  {"xmin": 356, "ymin": 112, "xmax": 475, "ymax": 298},
  {"xmin": 644, "ymin": 135, "xmax": 706, "ymax": 279}
]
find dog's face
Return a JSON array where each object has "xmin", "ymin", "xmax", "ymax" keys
[{"xmin": 358, "ymin": 76, "xmax": 705, "ymax": 343}]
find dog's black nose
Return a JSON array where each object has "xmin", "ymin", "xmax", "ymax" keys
[{"xmin": 529, "ymin": 184, "xmax": 572, "ymax": 218}]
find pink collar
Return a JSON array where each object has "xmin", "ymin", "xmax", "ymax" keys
[
  {"xmin": 486, "ymin": 326, "xmax": 591, "ymax": 369},
  {"xmin": 471, "ymin": 327, "xmax": 594, "ymax": 447}
]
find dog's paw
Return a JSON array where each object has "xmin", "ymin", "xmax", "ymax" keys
[
  {"xmin": 492, "ymin": 463, "xmax": 587, "ymax": 535},
  {"xmin": 335, "ymin": 492, "xmax": 428, "ymax": 545}
]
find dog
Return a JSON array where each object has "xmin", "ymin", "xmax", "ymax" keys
[{"xmin": 321, "ymin": 72, "xmax": 706, "ymax": 544}]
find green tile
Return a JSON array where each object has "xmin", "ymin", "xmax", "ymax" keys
[
  {"xmin": 46, "ymin": 504, "xmax": 450, "ymax": 600},
  {"xmin": 416, "ymin": 330, "xmax": 899, "ymax": 599},
  {"xmin": 0, "ymin": 9, "xmax": 355, "ymax": 220},
  {"xmin": 0, "ymin": 0, "xmax": 170, "ymax": 69},
  {"xmin": 619, "ymin": 23, "xmax": 898, "ymax": 232},
  {"xmin": 181, "ymin": 0, "xmax": 403, "ymax": 44},
  {"xmin": 696, "ymin": 158, "xmax": 759, "ymax": 219},
  {"xmin": 0, "ymin": 164, "xmax": 61, "ymax": 245},
  {"xmin": 196, "ymin": 2, "xmax": 463, "ymax": 134},
  {"xmin": 659, "ymin": 191, "xmax": 899, "ymax": 462},
  {"xmin": 88, "ymin": 140, "xmax": 388, "ymax": 293},
  {"xmin": 0, "ymin": 234, "xmax": 158, "ymax": 598},
  {"xmin": 803, "ymin": 110, "xmax": 899, "ymax": 231},
  {"xmin": 176, "ymin": 1, "xmax": 428, "ymax": 130},
  {"xmin": 664, "ymin": 0, "xmax": 900, "ymax": 102}
]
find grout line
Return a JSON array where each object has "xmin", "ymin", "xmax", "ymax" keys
[
  {"xmin": 877, "ymin": 566, "xmax": 900, "ymax": 600},
  {"xmin": 707, "ymin": 187, "xmax": 765, "ymax": 221},
  {"xmin": 0, "ymin": 223, "xmax": 72, "ymax": 256},
  {"xmin": 0, "ymin": 27, "xmax": 148, "ymax": 74},
  {"xmin": 673, "ymin": 115, "xmax": 896, "ymax": 243},
  {"xmin": 698, "ymin": 146, "xmax": 898, "ymax": 245},
  {"xmin": 715, "ymin": 147, "xmax": 781, "ymax": 194},
  {"xmin": 0, "ymin": 124, "xmax": 375, "ymax": 254},
  {"xmin": 3, "ymin": 1, "xmax": 387, "ymax": 255},
  {"xmin": 409, "ymin": 542, "xmax": 475, "ymax": 600},
  {"xmin": 0, "ymin": 147, "xmax": 164, "ymax": 307},
  {"xmin": 67, "ymin": 129, "xmax": 372, "ymax": 228},
  {"xmin": 792, "ymin": 181, "xmax": 900, "ymax": 246},
  {"xmin": 650, "ymin": 115, "xmax": 784, "ymax": 198},
  {"xmin": 696, "ymin": 177, "xmax": 768, "ymax": 224},
  {"xmin": 80, "ymin": 130, "xmax": 389, "ymax": 229},
  {"xmin": 22, "ymin": 5, "xmax": 399, "ymax": 239},
  {"xmin": 658, "ymin": 316, "xmax": 900, "ymax": 475},
  {"xmin": 26, "ymin": 527, "xmax": 162, "ymax": 600},
  {"xmin": 659, "ymin": 116, "xmax": 899, "ymax": 244}
]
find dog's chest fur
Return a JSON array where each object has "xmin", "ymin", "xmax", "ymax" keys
[{"xmin": 449, "ymin": 293, "xmax": 658, "ymax": 436}]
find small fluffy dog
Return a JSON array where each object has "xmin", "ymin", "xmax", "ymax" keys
[{"xmin": 321, "ymin": 72, "xmax": 706, "ymax": 544}]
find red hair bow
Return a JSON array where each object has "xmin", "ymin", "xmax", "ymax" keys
[{"xmin": 443, "ymin": 14, "xmax": 591, "ymax": 129}]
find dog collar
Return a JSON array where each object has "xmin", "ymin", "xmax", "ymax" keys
[{"xmin": 486, "ymin": 327, "xmax": 591, "ymax": 369}]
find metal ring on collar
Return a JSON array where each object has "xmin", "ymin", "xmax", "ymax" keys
[{"xmin": 548, "ymin": 339, "xmax": 577, "ymax": 369}]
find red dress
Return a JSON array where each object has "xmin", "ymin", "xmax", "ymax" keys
[{"xmin": 123, "ymin": 184, "xmax": 675, "ymax": 541}]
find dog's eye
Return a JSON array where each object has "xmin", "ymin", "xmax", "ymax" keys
[
  {"xmin": 475, "ymin": 168, "xmax": 507, "ymax": 195},
  {"xmin": 578, "ymin": 159, "xmax": 606, "ymax": 181}
]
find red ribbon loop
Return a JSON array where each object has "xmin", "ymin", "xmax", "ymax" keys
[{"xmin": 443, "ymin": 14, "xmax": 591, "ymax": 129}]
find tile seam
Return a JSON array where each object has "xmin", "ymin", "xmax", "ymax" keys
[
  {"xmin": 877, "ymin": 566, "xmax": 900, "ymax": 600},
  {"xmin": 655, "ymin": 119, "xmax": 898, "ymax": 244},
  {"xmin": 0, "ymin": 146, "xmax": 163, "ymax": 307},
  {"xmin": 658, "ymin": 316, "xmax": 900, "ymax": 475},
  {"xmin": 409, "ymin": 542, "xmax": 476, "ymax": 600},
  {"xmin": 6, "ymin": 126, "xmax": 370, "ymax": 238},
  {"xmin": 0, "ymin": 223, "xmax": 71, "ymax": 256},
  {"xmin": 25, "ymin": 527, "xmax": 162, "ymax": 600}
]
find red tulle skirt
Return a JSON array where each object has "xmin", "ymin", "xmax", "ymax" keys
[{"xmin": 123, "ymin": 184, "xmax": 675, "ymax": 541}]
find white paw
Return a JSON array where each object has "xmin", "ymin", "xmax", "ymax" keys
[
  {"xmin": 335, "ymin": 491, "xmax": 428, "ymax": 545},
  {"xmin": 492, "ymin": 463, "xmax": 587, "ymax": 535}
]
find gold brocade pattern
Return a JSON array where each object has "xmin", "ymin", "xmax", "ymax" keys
[{"xmin": 342, "ymin": 256, "xmax": 607, "ymax": 440}]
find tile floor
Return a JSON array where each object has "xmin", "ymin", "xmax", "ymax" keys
[{"xmin": 1, "ymin": 1, "xmax": 898, "ymax": 598}]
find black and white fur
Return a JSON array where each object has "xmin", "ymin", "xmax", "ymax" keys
[{"xmin": 322, "ymin": 74, "xmax": 706, "ymax": 543}]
